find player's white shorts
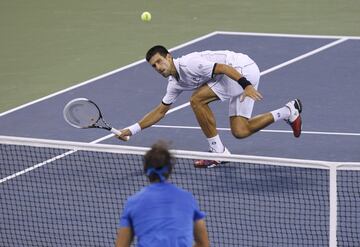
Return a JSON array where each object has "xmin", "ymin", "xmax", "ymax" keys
[{"xmin": 207, "ymin": 61, "xmax": 260, "ymax": 118}]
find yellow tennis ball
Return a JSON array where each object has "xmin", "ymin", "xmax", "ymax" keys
[{"xmin": 141, "ymin": 11, "xmax": 152, "ymax": 22}]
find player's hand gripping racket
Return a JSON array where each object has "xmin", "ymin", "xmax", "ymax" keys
[{"xmin": 63, "ymin": 98, "xmax": 129, "ymax": 140}]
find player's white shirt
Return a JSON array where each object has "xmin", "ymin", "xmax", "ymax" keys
[{"xmin": 162, "ymin": 50, "xmax": 255, "ymax": 105}]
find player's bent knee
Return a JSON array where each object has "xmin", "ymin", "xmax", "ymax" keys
[
  {"xmin": 231, "ymin": 129, "xmax": 251, "ymax": 139},
  {"xmin": 230, "ymin": 116, "xmax": 253, "ymax": 139},
  {"xmin": 190, "ymin": 95, "xmax": 203, "ymax": 109}
]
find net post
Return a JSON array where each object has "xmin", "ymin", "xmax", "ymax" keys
[{"xmin": 329, "ymin": 165, "xmax": 337, "ymax": 247}]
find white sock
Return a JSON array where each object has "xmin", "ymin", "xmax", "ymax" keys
[
  {"xmin": 271, "ymin": 106, "xmax": 290, "ymax": 121},
  {"xmin": 207, "ymin": 135, "xmax": 225, "ymax": 153}
]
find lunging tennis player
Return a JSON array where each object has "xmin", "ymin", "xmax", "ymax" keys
[{"xmin": 117, "ymin": 46, "xmax": 302, "ymax": 168}]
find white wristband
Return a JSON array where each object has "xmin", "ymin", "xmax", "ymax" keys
[{"xmin": 128, "ymin": 123, "xmax": 141, "ymax": 135}]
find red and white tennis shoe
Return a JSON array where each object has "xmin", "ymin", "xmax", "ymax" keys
[
  {"xmin": 285, "ymin": 99, "xmax": 302, "ymax": 138},
  {"xmin": 194, "ymin": 148, "xmax": 230, "ymax": 168}
]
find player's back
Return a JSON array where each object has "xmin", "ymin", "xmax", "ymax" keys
[
  {"xmin": 126, "ymin": 182, "xmax": 201, "ymax": 247},
  {"xmin": 200, "ymin": 50, "xmax": 254, "ymax": 66}
]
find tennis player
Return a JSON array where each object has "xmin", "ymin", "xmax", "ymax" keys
[
  {"xmin": 117, "ymin": 45, "xmax": 302, "ymax": 168},
  {"xmin": 115, "ymin": 141, "xmax": 209, "ymax": 247}
]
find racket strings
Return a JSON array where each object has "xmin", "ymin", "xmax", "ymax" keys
[{"xmin": 65, "ymin": 101, "xmax": 101, "ymax": 128}]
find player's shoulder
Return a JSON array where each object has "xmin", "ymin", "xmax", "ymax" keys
[
  {"xmin": 167, "ymin": 183, "xmax": 195, "ymax": 199},
  {"xmin": 177, "ymin": 52, "xmax": 203, "ymax": 64},
  {"xmin": 178, "ymin": 50, "xmax": 237, "ymax": 64},
  {"xmin": 199, "ymin": 49, "xmax": 234, "ymax": 54},
  {"xmin": 126, "ymin": 186, "xmax": 148, "ymax": 203},
  {"xmin": 177, "ymin": 52, "xmax": 212, "ymax": 73}
]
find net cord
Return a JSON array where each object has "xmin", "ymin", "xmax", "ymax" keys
[{"xmin": 1, "ymin": 135, "xmax": 353, "ymax": 169}]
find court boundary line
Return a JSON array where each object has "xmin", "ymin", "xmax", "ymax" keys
[
  {"xmin": 152, "ymin": 124, "xmax": 360, "ymax": 137},
  {"xmin": 215, "ymin": 31, "xmax": 360, "ymax": 40},
  {"xmin": 0, "ymin": 31, "xmax": 357, "ymax": 117}
]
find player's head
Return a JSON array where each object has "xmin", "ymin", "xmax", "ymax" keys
[
  {"xmin": 146, "ymin": 45, "xmax": 174, "ymax": 78},
  {"xmin": 144, "ymin": 140, "xmax": 174, "ymax": 183},
  {"xmin": 146, "ymin": 45, "xmax": 169, "ymax": 62}
]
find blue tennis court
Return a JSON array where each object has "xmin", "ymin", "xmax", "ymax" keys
[
  {"xmin": 0, "ymin": 32, "xmax": 359, "ymax": 161},
  {"xmin": 1, "ymin": 32, "xmax": 360, "ymax": 247}
]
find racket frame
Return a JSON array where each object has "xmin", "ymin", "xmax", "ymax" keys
[{"xmin": 63, "ymin": 98, "xmax": 124, "ymax": 136}]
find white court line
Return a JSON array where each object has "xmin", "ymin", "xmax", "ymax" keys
[
  {"xmin": 0, "ymin": 150, "xmax": 76, "ymax": 184},
  {"xmin": 214, "ymin": 30, "xmax": 360, "ymax": 40},
  {"xmin": 153, "ymin": 124, "xmax": 360, "ymax": 137},
  {"xmin": 260, "ymin": 38, "xmax": 348, "ymax": 76},
  {"xmin": 0, "ymin": 34, "xmax": 350, "ymax": 184},
  {"xmin": 0, "ymin": 32, "xmax": 220, "ymax": 118}
]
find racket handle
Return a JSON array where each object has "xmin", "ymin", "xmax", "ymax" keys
[{"xmin": 111, "ymin": 128, "xmax": 130, "ymax": 141}]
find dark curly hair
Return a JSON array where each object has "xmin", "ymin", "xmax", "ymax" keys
[
  {"xmin": 144, "ymin": 140, "xmax": 174, "ymax": 182},
  {"xmin": 145, "ymin": 45, "xmax": 170, "ymax": 62}
]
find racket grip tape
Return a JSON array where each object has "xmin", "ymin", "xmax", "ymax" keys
[{"xmin": 110, "ymin": 128, "xmax": 130, "ymax": 141}]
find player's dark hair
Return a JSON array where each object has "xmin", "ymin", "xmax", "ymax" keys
[
  {"xmin": 144, "ymin": 140, "xmax": 174, "ymax": 182},
  {"xmin": 146, "ymin": 45, "xmax": 170, "ymax": 62}
]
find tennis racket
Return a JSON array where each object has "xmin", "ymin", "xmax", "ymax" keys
[{"xmin": 63, "ymin": 98, "xmax": 129, "ymax": 140}]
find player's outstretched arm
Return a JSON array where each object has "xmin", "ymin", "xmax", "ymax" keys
[
  {"xmin": 117, "ymin": 102, "xmax": 170, "ymax": 141},
  {"xmin": 138, "ymin": 102, "xmax": 171, "ymax": 129}
]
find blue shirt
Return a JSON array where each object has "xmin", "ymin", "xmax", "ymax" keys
[{"xmin": 119, "ymin": 182, "xmax": 205, "ymax": 247}]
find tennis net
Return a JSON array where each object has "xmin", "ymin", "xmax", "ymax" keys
[{"xmin": 0, "ymin": 135, "xmax": 359, "ymax": 247}]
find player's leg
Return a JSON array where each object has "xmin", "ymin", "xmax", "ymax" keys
[
  {"xmin": 189, "ymin": 84, "xmax": 219, "ymax": 139},
  {"xmin": 190, "ymin": 84, "xmax": 230, "ymax": 168},
  {"xmin": 228, "ymin": 82, "xmax": 274, "ymax": 138},
  {"xmin": 228, "ymin": 61, "xmax": 266, "ymax": 138},
  {"xmin": 190, "ymin": 84, "xmax": 229, "ymax": 153},
  {"xmin": 230, "ymin": 113, "xmax": 274, "ymax": 138},
  {"xmin": 227, "ymin": 60, "xmax": 302, "ymax": 138},
  {"xmin": 230, "ymin": 95, "xmax": 303, "ymax": 138}
]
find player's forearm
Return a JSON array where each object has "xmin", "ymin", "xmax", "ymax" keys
[
  {"xmin": 138, "ymin": 103, "xmax": 170, "ymax": 130},
  {"xmin": 193, "ymin": 220, "xmax": 210, "ymax": 247},
  {"xmin": 115, "ymin": 228, "xmax": 133, "ymax": 247},
  {"xmin": 138, "ymin": 110, "xmax": 165, "ymax": 129},
  {"xmin": 214, "ymin": 63, "xmax": 242, "ymax": 81},
  {"xmin": 215, "ymin": 63, "xmax": 252, "ymax": 89},
  {"xmin": 126, "ymin": 103, "xmax": 169, "ymax": 136}
]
